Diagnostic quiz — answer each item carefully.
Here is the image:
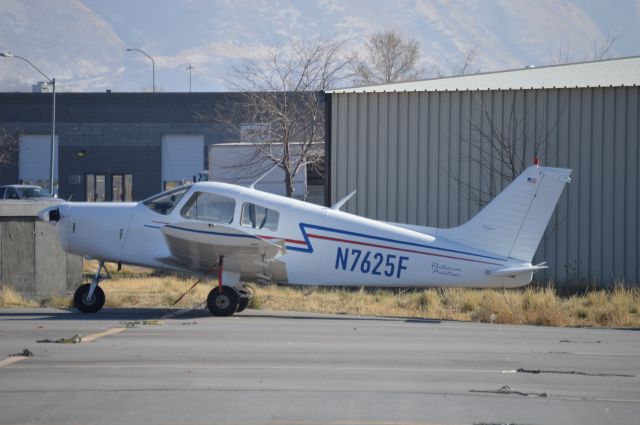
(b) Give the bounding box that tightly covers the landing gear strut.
[74,261,108,313]
[206,256,251,316]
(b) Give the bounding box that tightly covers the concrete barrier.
[0,201,82,296]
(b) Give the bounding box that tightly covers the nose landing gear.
[74,261,108,313]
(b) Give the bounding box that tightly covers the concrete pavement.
[0,308,638,424]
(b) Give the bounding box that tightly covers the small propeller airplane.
[39,163,571,316]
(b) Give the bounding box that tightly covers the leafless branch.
[0,123,20,168]
[451,45,480,76]
[351,30,426,85]
[447,94,565,208]
[591,31,622,61]
[207,37,347,198]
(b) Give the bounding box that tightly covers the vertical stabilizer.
[439,165,571,262]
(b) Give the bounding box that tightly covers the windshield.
[17,187,51,198]
[142,186,189,215]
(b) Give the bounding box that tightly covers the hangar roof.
[328,56,640,93]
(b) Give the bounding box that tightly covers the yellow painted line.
[0,356,29,368]
[82,327,126,342]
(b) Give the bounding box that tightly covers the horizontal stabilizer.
[490,263,548,277]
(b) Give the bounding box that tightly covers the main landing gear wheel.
[236,297,249,313]
[207,287,239,316]
[73,284,105,313]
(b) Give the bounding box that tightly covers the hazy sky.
[0,0,638,92]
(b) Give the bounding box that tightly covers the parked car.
[0,185,58,201]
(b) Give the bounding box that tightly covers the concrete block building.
[0,92,327,203]
[0,201,82,296]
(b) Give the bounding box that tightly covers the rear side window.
[181,192,236,224]
[240,202,279,231]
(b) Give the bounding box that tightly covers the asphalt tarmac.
[0,307,638,425]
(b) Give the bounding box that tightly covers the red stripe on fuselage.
[307,233,502,266]
[257,235,307,245]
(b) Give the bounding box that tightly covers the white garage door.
[161,135,204,190]
[19,135,58,190]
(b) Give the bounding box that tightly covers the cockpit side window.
[142,186,189,215]
[240,202,279,231]
[180,192,236,224]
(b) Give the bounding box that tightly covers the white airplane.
[39,164,571,316]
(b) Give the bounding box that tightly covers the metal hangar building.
[326,56,640,285]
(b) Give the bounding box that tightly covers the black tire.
[236,297,249,313]
[207,287,239,316]
[73,284,105,313]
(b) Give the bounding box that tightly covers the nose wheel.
[74,260,108,313]
[73,284,105,313]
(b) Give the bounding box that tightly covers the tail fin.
[440,165,571,262]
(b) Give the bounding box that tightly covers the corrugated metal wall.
[330,87,639,285]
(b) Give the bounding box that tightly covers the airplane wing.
[156,221,287,281]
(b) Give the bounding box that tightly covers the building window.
[125,174,133,201]
[112,174,133,202]
[86,174,106,202]
[112,175,123,202]
[180,192,235,224]
[240,202,279,231]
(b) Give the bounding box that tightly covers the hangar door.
[19,135,58,191]
[161,135,204,190]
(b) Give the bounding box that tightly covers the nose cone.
[38,205,61,223]
[38,203,71,252]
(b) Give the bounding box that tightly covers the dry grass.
[2,260,639,328]
[101,276,212,308]
[0,286,69,309]
[252,284,640,328]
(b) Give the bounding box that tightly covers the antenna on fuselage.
[249,161,282,190]
[331,190,356,210]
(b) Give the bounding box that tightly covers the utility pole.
[186,64,195,92]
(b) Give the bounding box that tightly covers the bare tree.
[548,31,622,64]
[451,96,564,208]
[215,38,348,198]
[451,45,480,76]
[0,123,20,170]
[351,30,424,85]
[591,31,622,61]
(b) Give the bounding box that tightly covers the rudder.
[439,165,571,262]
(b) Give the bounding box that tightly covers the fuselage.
[49,182,533,288]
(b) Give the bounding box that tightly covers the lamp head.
[0,52,14,57]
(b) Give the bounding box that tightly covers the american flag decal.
[527,177,537,184]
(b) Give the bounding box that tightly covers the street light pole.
[0,52,57,195]
[186,64,194,92]
[126,48,155,92]
[51,78,56,196]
